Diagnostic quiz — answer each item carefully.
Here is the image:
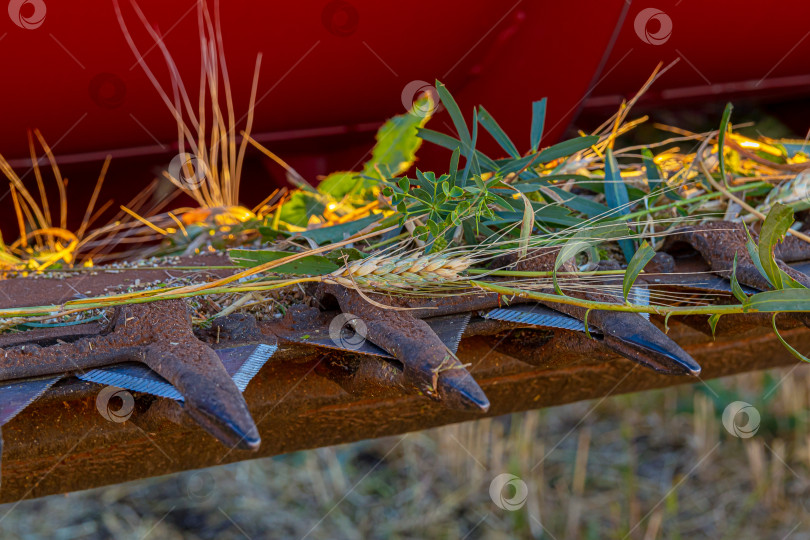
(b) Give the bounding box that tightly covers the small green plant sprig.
[382,152,517,249]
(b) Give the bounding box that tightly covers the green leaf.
[362,93,434,181]
[297,214,381,245]
[435,81,471,149]
[747,287,810,312]
[416,128,500,172]
[772,313,810,362]
[623,241,655,302]
[326,248,368,265]
[583,308,593,339]
[758,203,791,289]
[499,136,599,176]
[530,98,547,152]
[544,186,610,217]
[758,203,805,290]
[604,148,635,261]
[460,108,479,186]
[641,148,662,193]
[516,189,534,259]
[553,223,631,295]
[744,223,771,287]
[478,106,519,158]
[708,313,721,338]
[448,146,460,187]
[640,148,682,201]
[279,191,326,228]
[730,254,749,304]
[718,103,733,186]
[229,250,339,275]
[318,171,361,200]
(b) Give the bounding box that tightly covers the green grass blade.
[641,148,661,193]
[773,313,810,362]
[758,203,792,289]
[478,106,519,158]
[604,148,635,260]
[730,255,750,304]
[448,146,460,187]
[435,81,471,149]
[460,109,480,186]
[718,103,733,187]
[530,98,547,152]
[229,250,339,275]
[553,223,630,295]
[622,241,655,302]
[499,136,599,176]
[416,128,499,171]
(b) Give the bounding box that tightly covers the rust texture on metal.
[0,320,804,503]
[664,221,810,289]
[1,221,810,501]
[0,300,260,451]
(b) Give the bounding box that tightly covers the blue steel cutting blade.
[628,285,651,321]
[484,304,600,334]
[0,374,63,425]
[644,272,759,294]
[77,343,278,402]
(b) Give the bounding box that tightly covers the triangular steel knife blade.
[483,283,650,329]
[286,312,471,358]
[0,375,62,426]
[429,312,471,353]
[648,261,810,294]
[78,313,470,401]
[790,261,810,276]
[645,272,759,294]
[77,343,278,402]
[628,285,650,321]
[484,304,600,334]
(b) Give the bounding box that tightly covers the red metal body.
[0,1,808,204]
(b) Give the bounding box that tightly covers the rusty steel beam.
[0,321,805,503]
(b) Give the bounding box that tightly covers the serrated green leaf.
[478,106,519,158]
[362,94,434,182]
[623,241,655,302]
[530,98,547,152]
[317,171,360,200]
[229,250,339,275]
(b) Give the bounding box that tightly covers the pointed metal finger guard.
[0,300,260,450]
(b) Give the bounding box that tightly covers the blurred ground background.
[1,364,809,539]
